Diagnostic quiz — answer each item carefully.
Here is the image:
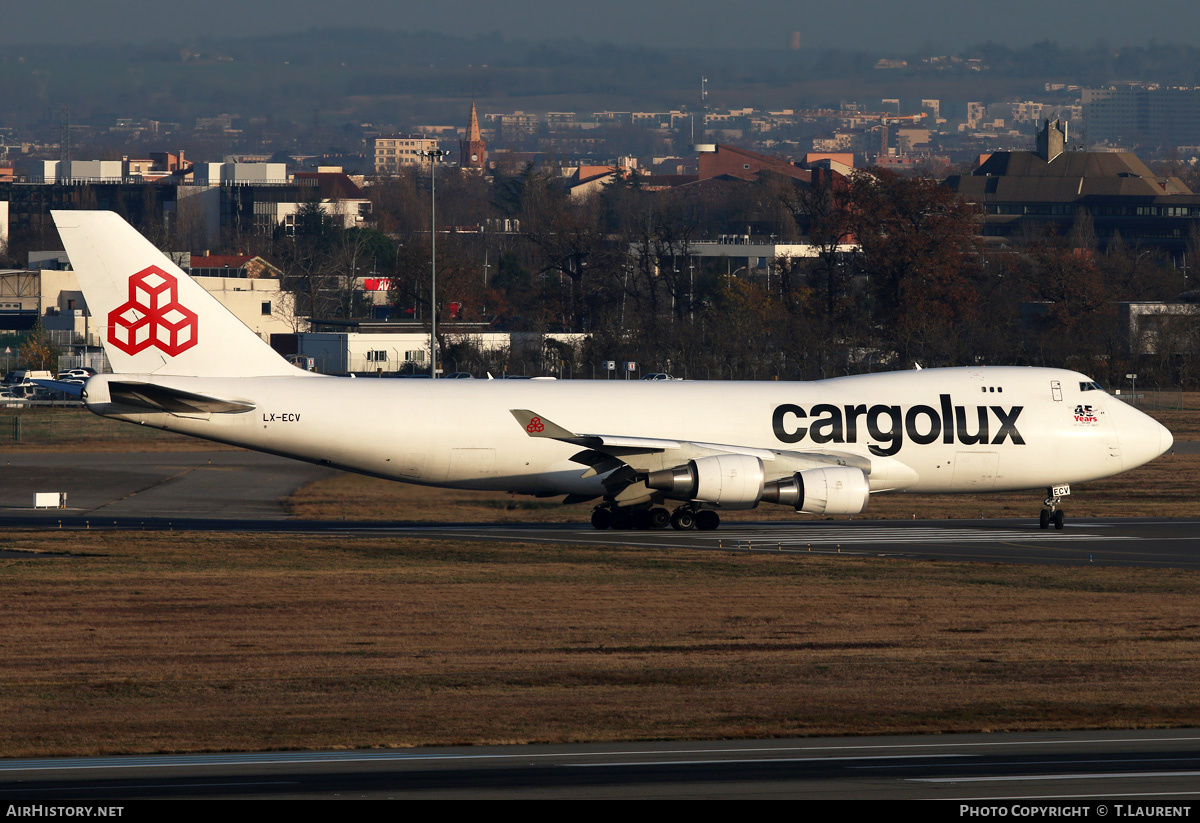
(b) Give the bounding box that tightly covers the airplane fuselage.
[81,366,1171,502]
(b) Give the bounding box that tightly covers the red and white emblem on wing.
[107,266,198,356]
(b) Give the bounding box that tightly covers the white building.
[191,162,287,185]
[372,135,440,175]
[298,330,589,375]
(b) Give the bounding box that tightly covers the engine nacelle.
[645,454,765,509]
[761,466,870,515]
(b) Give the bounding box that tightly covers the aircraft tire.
[591,508,612,530]
[649,507,670,529]
[1053,510,1064,530]
[1039,509,1050,530]
[695,510,720,531]
[671,509,696,530]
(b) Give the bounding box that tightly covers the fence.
[0,407,178,446]
[1126,388,1192,411]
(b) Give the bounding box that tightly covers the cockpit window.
[1079,381,1105,392]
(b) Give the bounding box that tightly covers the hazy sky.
[7,0,1200,52]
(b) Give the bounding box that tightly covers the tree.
[847,169,982,365]
[1015,239,1118,377]
[778,171,856,321]
[273,200,342,321]
[18,321,58,371]
[517,168,608,331]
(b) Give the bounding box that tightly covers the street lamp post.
[418,147,448,377]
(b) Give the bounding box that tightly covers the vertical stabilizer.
[52,210,301,377]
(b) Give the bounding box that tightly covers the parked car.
[4,369,52,386]
[443,372,475,379]
[641,372,676,381]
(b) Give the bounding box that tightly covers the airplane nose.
[1112,400,1173,469]
[1159,420,1174,457]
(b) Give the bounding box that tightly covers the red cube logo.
[107,266,199,357]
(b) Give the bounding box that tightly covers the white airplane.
[51,210,1173,532]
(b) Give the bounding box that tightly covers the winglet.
[510,409,579,440]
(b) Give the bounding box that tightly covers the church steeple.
[460,102,486,170]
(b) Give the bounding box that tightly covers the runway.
[3,729,1200,799]
[3,511,1199,568]
[2,451,1199,568]
[0,450,335,519]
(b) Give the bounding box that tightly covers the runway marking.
[567,754,966,767]
[918,770,1200,783]
[386,525,1139,547]
[869,755,1200,770]
[0,781,299,793]
[4,734,1198,772]
[697,528,1137,545]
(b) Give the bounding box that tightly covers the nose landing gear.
[1039,487,1066,530]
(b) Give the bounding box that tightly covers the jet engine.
[760,466,870,514]
[645,454,765,509]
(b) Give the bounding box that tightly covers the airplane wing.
[510,408,873,505]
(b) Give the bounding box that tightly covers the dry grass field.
[1,531,1199,758]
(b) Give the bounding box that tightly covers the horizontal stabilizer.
[107,381,256,414]
[31,379,85,397]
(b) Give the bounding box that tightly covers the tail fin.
[52,210,300,377]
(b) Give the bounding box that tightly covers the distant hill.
[5,30,1200,135]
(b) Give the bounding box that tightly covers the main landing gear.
[591,503,721,531]
[1039,488,1066,530]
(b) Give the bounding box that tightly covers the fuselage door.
[1051,380,1063,402]
[951,451,999,489]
